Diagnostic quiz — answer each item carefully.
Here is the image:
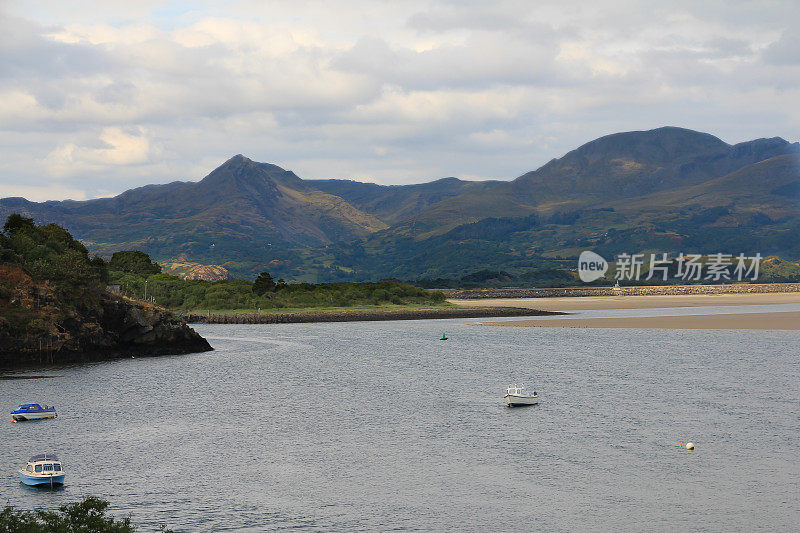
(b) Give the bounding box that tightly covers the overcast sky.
[1,0,798,201]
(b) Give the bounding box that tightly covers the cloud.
[763,31,800,65]
[0,184,90,202]
[44,127,153,177]
[0,0,796,200]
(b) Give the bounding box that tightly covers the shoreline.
[479,311,800,330]
[450,291,800,312]
[438,282,800,300]
[454,292,800,330]
[186,306,562,324]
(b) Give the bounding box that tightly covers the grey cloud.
[408,7,529,33]
[763,31,800,65]
[0,15,113,81]
[333,34,562,91]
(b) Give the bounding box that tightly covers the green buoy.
[441,333,448,340]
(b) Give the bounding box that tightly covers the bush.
[0,495,175,532]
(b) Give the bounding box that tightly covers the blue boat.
[11,403,57,421]
[19,454,66,487]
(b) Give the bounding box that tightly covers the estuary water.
[1,318,798,531]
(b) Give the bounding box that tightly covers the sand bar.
[451,292,800,312]
[481,311,800,330]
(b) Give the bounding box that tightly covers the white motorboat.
[504,383,538,406]
[19,454,65,487]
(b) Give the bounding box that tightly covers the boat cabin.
[506,384,536,396]
[24,454,63,474]
[16,404,46,412]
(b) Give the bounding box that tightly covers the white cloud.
[0,0,796,200]
[0,184,89,202]
[44,127,153,178]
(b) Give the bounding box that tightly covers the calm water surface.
[1,318,798,531]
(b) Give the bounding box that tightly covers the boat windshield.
[29,453,59,462]
[34,465,42,473]
[54,464,62,471]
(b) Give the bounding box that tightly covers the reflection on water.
[1,319,798,531]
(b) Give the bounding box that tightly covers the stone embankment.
[186,306,561,324]
[439,282,800,299]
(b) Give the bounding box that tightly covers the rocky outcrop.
[0,292,212,368]
[160,260,230,280]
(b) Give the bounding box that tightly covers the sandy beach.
[450,292,800,330]
[451,292,800,312]
[481,311,800,330]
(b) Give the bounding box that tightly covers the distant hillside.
[340,151,800,279]
[309,177,499,225]
[1,155,387,279]
[2,127,798,281]
[395,127,800,237]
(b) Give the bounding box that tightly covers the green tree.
[252,271,276,295]
[0,495,174,532]
[108,251,162,276]
[2,213,35,235]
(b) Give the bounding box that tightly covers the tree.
[0,495,170,532]
[2,213,35,235]
[108,251,162,276]
[252,271,276,295]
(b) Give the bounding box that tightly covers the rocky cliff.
[0,266,212,367]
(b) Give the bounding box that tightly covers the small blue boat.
[11,403,57,421]
[19,454,65,487]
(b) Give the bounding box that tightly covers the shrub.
[0,495,173,532]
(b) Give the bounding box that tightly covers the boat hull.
[12,411,56,421]
[505,394,538,407]
[19,472,65,486]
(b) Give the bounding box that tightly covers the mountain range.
[2,126,798,281]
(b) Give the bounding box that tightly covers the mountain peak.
[568,126,728,164]
[221,153,254,166]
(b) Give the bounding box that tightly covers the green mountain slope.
[0,155,387,276]
[1,128,797,281]
[309,177,499,225]
[336,146,800,279]
[398,127,799,237]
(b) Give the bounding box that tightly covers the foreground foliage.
[0,496,172,532]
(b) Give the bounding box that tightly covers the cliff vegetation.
[0,215,211,367]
